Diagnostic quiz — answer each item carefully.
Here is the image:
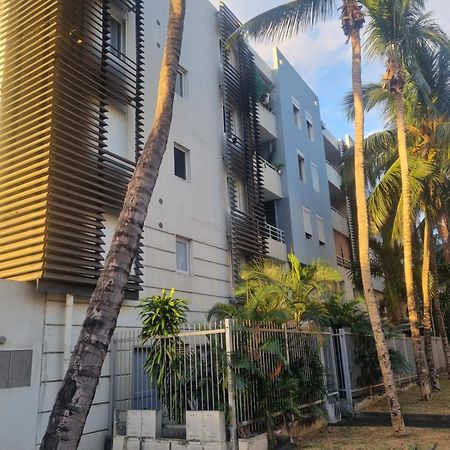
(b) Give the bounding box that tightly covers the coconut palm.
[229,0,406,432]
[361,0,449,400]
[40,1,187,448]
[351,40,450,389]
[208,253,341,323]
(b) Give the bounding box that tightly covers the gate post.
[338,329,353,413]
[225,319,238,450]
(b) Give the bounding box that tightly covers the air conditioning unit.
[261,92,270,106]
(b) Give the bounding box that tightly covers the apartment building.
[0,0,354,448]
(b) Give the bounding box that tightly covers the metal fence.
[111,322,446,440]
[111,320,339,439]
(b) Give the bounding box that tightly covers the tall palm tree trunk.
[350,26,405,434]
[40,1,186,448]
[431,244,450,378]
[394,92,431,400]
[422,217,440,390]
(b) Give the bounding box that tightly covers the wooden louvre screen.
[219,3,268,282]
[0,0,145,296]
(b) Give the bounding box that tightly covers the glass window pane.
[174,147,186,179]
[111,18,122,53]
[175,70,183,96]
[176,240,188,272]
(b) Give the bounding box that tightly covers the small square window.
[293,104,301,128]
[297,153,306,182]
[174,146,188,180]
[175,67,186,97]
[176,238,189,273]
[306,119,314,140]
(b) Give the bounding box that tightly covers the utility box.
[155,439,172,450]
[142,439,157,450]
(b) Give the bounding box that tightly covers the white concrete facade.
[0,1,356,448]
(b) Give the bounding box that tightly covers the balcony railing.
[336,255,352,269]
[266,223,285,244]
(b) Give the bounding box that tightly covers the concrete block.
[187,441,203,450]
[186,411,203,441]
[155,439,172,450]
[112,436,126,450]
[204,442,227,450]
[239,433,268,450]
[142,439,156,450]
[142,410,162,438]
[127,410,143,437]
[127,437,142,450]
[170,440,187,450]
[202,412,226,442]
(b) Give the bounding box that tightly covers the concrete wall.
[271,49,335,265]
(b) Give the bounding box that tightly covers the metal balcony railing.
[336,255,352,269]
[266,223,285,243]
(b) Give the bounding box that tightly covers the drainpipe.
[63,293,74,375]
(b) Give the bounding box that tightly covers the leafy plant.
[138,289,189,421]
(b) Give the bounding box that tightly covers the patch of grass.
[296,378,450,449]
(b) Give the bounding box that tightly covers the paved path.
[334,412,450,429]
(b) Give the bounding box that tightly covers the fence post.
[225,319,238,450]
[283,323,290,365]
[338,329,353,413]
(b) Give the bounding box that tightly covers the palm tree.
[40,1,187,448]
[355,38,450,390]
[229,0,406,433]
[208,253,341,323]
[363,0,449,400]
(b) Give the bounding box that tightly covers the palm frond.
[228,0,335,45]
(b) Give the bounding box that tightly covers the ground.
[295,378,450,450]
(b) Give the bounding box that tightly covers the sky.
[212,0,450,140]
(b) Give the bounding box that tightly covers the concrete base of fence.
[126,410,163,438]
[238,433,268,450]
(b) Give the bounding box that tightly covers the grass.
[295,378,450,450]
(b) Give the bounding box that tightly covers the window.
[306,119,314,140]
[316,215,326,245]
[297,152,306,182]
[175,67,186,97]
[111,16,125,56]
[293,104,301,128]
[311,162,320,193]
[302,206,312,239]
[176,238,189,272]
[174,145,189,180]
[235,178,247,213]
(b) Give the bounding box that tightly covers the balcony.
[266,223,287,262]
[331,207,349,236]
[259,104,277,141]
[336,255,352,270]
[326,161,342,189]
[261,157,283,201]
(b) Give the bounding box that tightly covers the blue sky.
[213,0,450,139]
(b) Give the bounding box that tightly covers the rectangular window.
[293,104,301,128]
[306,119,314,140]
[175,67,186,97]
[297,152,306,182]
[235,178,247,213]
[176,238,189,273]
[111,16,125,56]
[174,145,188,180]
[302,206,312,239]
[311,162,320,193]
[317,215,326,245]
